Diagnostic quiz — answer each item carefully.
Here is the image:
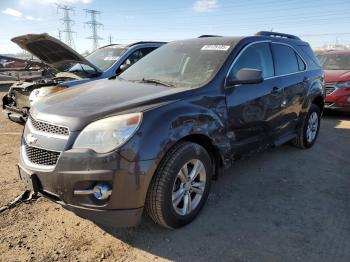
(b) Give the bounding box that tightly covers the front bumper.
[2,94,28,123]
[3,105,27,123]
[19,142,158,227]
[63,204,144,227]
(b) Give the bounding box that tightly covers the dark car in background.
[2,33,165,123]
[19,32,324,229]
[318,50,350,111]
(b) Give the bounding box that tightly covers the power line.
[84,9,103,51]
[56,4,76,49]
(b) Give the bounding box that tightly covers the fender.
[118,91,231,165]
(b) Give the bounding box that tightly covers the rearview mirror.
[226,68,263,86]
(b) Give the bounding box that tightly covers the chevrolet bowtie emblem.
[26,133,38,145]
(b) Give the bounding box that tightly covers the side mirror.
[226,68,263,86]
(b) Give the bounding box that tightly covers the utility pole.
[84,9,103,51]
[57,4,76,49]
[108,35,113,45]
[58,30,62,41]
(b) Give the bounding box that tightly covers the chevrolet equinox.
[19,32,324,228]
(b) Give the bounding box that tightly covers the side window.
[296,53,306,71]
[127,47,157,64]
[139,47,157,57]
[229,42,274,79]
[272,44,299,75]
[117,47,157,74]
[127,50,144,64]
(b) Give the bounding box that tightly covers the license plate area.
[18,165,39,193]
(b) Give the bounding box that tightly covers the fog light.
[93,183,112,200]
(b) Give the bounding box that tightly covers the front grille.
[29,115,69,136]
[24,143,60,166]
[325,85,336,95]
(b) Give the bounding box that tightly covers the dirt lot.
[1,84,350,262]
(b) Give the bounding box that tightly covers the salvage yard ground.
[0,84,350,262]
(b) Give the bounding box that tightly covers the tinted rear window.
[272,43,299,75]
[296,53,306,71]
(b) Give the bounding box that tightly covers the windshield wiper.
[140,78,174,87]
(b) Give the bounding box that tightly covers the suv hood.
[31,79,190,131]
[12,33,101,73]
[324,70,350,83]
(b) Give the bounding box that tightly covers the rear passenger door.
[271,43,308,134]
[225,42,284,154]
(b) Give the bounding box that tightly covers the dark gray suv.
[18,32,324,228]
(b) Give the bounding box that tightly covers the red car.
[318,50,350,111]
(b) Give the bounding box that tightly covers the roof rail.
[198,35,222,38]
[255,31,301,40]
[128,41,167,47]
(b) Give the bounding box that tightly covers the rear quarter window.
[299,45,321,69]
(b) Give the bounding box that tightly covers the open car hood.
[11,33,101,73]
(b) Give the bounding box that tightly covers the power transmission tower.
[85,9,103,51]
[57,4,76,49]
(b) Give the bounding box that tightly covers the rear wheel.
[146,142,212,229]
[291,104,321,149]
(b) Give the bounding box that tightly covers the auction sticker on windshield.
[201,45,230,51]
[104,56,120,61]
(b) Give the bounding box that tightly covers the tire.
[146,141,212,229]
[291,104,321,149]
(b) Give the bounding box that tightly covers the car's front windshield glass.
[318,53,350,70]
[69,45,128,73]
[120,39,236,88]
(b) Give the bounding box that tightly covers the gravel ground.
[1,85,350,262]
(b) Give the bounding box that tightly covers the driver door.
[225,42,284,155]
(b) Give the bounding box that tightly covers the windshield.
[69,46,127,73]
[318,53,350,70]
[120,40,236,88]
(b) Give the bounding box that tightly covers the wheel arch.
[312,95,324,113]
[175,133,224,179]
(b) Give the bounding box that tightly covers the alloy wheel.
[306,111,319,143]
[172,159,206,216]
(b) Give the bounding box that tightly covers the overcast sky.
[1,0,350,54]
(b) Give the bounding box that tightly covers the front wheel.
[291,104,321,149]
[146,142,212,229]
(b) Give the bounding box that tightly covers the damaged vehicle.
[318,50,350,111]
[19,32,324,229]
[2,33,165,123]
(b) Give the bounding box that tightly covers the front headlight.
[73,113,142,153]
[335,81,350,88]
